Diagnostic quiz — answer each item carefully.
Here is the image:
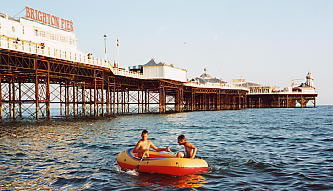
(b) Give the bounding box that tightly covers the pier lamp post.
[104,34,107,61]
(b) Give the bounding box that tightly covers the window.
[60,36,65,42]
[22,26,24,34]
[0,22,2,30]
[12,26,15,32]
[40,31,46,38]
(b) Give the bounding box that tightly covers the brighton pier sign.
[25,6,74,32]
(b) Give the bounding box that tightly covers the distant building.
[129,59,187,82]
[190,68,227,85]
[305,72,315,88]
[292,72,316,94]
[232,73,316,95]
[232,78,261,88]
[231,78,275,93]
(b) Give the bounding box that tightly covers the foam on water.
[113,163,139,176]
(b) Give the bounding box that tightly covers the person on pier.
[133,130,171,158]
[176,135,198,159]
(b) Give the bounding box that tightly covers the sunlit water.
[0,106,333,190]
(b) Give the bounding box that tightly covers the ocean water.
[0,106,332,190]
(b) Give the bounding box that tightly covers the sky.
[1,0,332,105]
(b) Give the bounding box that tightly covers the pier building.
[232,74,318,108]
[129,59,187,82]
[0,7,316,120]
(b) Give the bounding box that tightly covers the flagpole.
[116,38,119,66]
[104,34,107,60]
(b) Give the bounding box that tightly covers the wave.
[52,177,88,187]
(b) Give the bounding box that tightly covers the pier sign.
[25,6,74,32]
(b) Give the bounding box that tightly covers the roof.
[191,70,226,84]
[238,82,262,87]
[144,59,172,66]
[145,59,158,66]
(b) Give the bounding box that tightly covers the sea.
[0,106,332,190]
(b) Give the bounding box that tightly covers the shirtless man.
[133,130,171,158]
[176,135,197,159]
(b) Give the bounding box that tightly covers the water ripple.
[1,106,333,190]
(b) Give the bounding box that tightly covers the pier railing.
[0,35,144,79]
[185,81,248,91]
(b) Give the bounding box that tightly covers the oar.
[136,150,148,171]
[136,157,144,171]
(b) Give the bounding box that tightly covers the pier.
[0,40,316,121]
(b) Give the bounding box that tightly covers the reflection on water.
[1,106,333,190]
[132,173,207,189]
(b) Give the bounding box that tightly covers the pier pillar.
[204,94,208,110]
[137,88,140,113]
[89,88,93,116]
[73,82,76,117]
[127,89,130,113]
[112,80,116,114]
[18,83,22,118]
[144,90,148,113]
[46,62,50,119]
[147,90,150,113]
[257,97,260,108]
[8,81,12,119]
[106,78,110,116]
[102,73,105,116]
[82,83,86,116]
[159,86,166,113]
[76,86,79,116]
[0,77,2,119]
[116,88,119,114]
[11,78,16,119]
[238,95,241,109]
[191,92,195,111]
[216,93,221,110]
[314,98,316,108]
[65,83,70,117]
[34,59,40,120]
[60,84,63,116]
[175,88,184,112]
[141,89,144,113]
[94,71,97,116]
[232,95,236,109]
[122,87,125,114]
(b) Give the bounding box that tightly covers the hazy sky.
[1,0,332,105]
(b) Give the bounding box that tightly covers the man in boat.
[176,135,198,159]
[133,130,171,158]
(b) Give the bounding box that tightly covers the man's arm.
[150,141,170,152]
[185,142,197,159]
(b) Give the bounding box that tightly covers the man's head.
[141,130,149,139]
[177,134,186,145]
